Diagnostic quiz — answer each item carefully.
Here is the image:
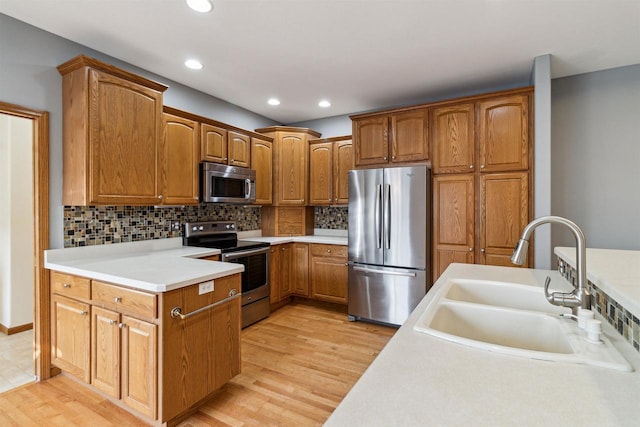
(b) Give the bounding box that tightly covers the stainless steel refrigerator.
[348,165,430,326]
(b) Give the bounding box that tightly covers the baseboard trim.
[0,322,34,335]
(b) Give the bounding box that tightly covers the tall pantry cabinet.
[431,90,533,281]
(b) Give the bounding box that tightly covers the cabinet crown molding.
[57,55,169,93]
[255,126,322,138]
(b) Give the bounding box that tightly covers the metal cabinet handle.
[114,297,122,303]
[118,323,125,329]
[63,283,71,288]
[480,165,485,169]
[480,248,486,253]
[170,291,240,320]
[109,320,116,325]
[158,195,163,200]
[469,165,474,169]
[79,310,88,316]
[468,248,473,252]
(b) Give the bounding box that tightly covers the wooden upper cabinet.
[478,94,529,173]
[251,137,273,205]
[228,131,250,167]
[431,103,475,174]
[480,172,529,267]
[162,111,200,205]
[353,109,428,167]
[309,142,334,205]
[309,136,353,206]
[389,108,429,163]
[353,116,389,166]
[255,127,321,206]
[201,123,227,163]
[432,174,475,281]
[333,139,353,205]
[58,55,167,206]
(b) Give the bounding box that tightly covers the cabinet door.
[228,131,250,168]
[279,244,293,299]
[333,140,352,205]
[89,69,162,205]
[91,306,120,398]
[269,246,280,304]
[201,123,228,163]
[353,116,389,166]
[51,294,91,382]
[309,142,333,205]
[121,315,157,419]
[431,103,475,174]
[212,297,241,390]
[310,255,348,304]
[480,172,529,267]
[251,138,273,205]
[478,95,529,173]
[432,174,475,281]
[390,109,429,163]
[292,243,310,297]
[276,133,308,205]
[162,113,200,205]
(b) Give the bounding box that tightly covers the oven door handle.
[222,246,270,261]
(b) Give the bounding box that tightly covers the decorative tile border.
[63,205,260,248]
[558,258,640,352]
[314,206,348,230]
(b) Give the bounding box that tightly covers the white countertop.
[241,235,348,246]
[555,247,640,318]
[45,238,243,293]
[325,263,640,427]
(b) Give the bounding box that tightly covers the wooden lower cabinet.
[292,243,309,297]
[309,244,348,304]
[432,174,475,280]
[51,270,241,424]
[51,294,91,382]
[278,243,293,300]
[480,172,530,267]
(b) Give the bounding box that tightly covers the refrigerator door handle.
[353,266,417,277]
[375,184,382,249]
[385,184,391,249]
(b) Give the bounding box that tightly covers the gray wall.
[0,14,277,249]
[530,55,553,268]
[551,64,640,250]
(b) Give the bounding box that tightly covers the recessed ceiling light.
[186,0,213,13]
[318,100,331,108]
[268,98,280,106]
[184,59,203,70]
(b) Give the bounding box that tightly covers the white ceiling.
[1,0,639,123]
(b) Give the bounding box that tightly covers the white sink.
[414,279,633,371]
[444,279,571,314]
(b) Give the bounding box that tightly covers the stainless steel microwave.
[200,162,256,204]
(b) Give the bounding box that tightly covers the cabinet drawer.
[92,281,157,319]
[51,271,91,299]
[310,244,347,258]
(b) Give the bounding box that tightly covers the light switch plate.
[199,280,214,295]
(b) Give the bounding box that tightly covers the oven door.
[222,247,269,304]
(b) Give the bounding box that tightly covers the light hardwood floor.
[0,300,395,426]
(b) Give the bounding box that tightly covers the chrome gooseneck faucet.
[511,216,591,315]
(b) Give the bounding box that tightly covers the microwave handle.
[245,179,251,199]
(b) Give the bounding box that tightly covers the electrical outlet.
[172,222,181,231]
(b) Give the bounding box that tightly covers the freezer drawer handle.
[170,290,240,320]
[353,266,417,277]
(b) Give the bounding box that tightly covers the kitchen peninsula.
[326,263,640,426]
[44,238,244,425]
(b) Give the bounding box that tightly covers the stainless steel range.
[183,221,270,328]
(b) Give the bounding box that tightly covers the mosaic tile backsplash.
[64,205,349,247]
[558,258,640,353]
[64,204,261,247]
[314,206,348,230]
